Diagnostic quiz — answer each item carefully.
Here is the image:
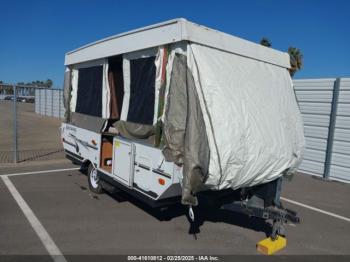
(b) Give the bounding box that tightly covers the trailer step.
[256,235,287,255]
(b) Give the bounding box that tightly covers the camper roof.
[65,18,290,68]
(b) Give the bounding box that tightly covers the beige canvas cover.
[63,38,304,207]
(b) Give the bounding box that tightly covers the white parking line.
[281,197,350,223]
[1,175,67,262]
[1,165,349,260]
[1,167,80,177]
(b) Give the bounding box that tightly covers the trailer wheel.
[87,164,103,194]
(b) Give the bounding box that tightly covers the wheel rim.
[90,168,99,188]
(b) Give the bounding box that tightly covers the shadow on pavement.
[105,187,271,239]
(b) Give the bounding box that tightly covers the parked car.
[4,96,13,101]
[16,97,26,102]
[26,97,35,103]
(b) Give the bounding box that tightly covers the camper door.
[112,137,135,187]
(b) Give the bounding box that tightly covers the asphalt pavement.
[1,160,350,259]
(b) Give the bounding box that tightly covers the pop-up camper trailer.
[61,18,304,241]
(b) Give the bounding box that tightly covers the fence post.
[58,90,61,118]
[52,89,54,117]
[324,78,341,180]
[13,85,18,163]
[43,89,48,116]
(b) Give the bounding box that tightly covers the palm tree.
[288,47,303,77]
[260,37,272,47]
[45,79,53,88]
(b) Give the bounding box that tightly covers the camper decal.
[68,134,98,151]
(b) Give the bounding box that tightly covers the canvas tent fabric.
[120,47,159,124]
[75,65,103,117]
[63,67,72,122]
[64,59,114,132]
[154,46,167,125]
[162,43,304,205]
[162,54,188,165]
[63,19,304,207]
[185,43,304,194]
[162,52,210,206]
[69,59,111,119]
[108,56,124,119]
[64,47,165,133]
[113,121,155,144]
[70,112,106,133]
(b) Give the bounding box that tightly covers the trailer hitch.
[221,199,300,239]
[221,200,300,223]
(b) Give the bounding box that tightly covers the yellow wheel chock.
[256,235,287,255]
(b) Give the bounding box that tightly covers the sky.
[0,0,349,88]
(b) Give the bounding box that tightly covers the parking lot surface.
[0,101,63,163]
[1,160,350,259]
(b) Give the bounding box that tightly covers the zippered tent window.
[120,47,158,125]
[75,66,103,117]
[127,56,156,124]
[69,59,111,119]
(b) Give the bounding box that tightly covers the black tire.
[87,164,104,194]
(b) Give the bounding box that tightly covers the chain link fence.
[0,84,65,164]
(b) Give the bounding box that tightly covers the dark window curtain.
[127,56,156,125]
[75,66,103,117]
[108,56,124,119]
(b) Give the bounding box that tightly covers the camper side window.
[75,66,103,117]
[127,56,156,125]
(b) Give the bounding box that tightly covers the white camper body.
[61,19,303,237]
[62,123,183,203]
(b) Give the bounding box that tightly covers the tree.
[45,79,53,88]
[260,37,272,47]
[0,80,3,84]
[288,47,303,77]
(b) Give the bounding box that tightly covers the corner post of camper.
[13,84,18,163]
